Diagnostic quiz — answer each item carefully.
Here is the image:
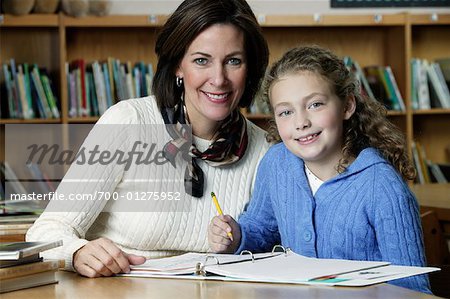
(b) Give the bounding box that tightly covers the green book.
[23,63,35,119]
[40,73,60,118]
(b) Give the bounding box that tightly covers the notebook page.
[206,251,389,281]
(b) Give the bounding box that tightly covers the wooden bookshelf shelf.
[387,111,407,116]
[410,13,450,25]
[413,109,450,115]
[258,13,406,27]
[246,114,272,120]
[62,15,169,27]
[67,117,100,123]
[1,12,449,167]
[0,119,61,124]
[0,14,59,27]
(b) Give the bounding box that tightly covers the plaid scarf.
[161,103,248,198]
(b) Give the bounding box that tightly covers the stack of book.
[0,214,39,241]
[0,240,63,293]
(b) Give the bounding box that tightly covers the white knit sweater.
[26,96,270,271]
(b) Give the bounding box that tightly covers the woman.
[27,0,269,278]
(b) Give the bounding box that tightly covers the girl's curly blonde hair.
[262,45,416,180]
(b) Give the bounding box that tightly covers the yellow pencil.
[211,192,233,240]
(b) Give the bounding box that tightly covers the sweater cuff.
[63,239,89,272]
[234,226,248,254]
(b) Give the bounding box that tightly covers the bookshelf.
[410,14,450,164]
[0,12,449,170]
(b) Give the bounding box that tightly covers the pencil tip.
[211,192,215,197]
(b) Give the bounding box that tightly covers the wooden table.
[0,271,441,299]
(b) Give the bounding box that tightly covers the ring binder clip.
[204,255,220,265]
[195,256,220,276]
[240,250,255,262]
[272,245,290,256]
[195,262,205,276]
[272,245,286,253]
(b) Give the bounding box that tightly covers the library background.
[0,0,449,296]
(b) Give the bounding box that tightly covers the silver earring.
[176,76,183,87]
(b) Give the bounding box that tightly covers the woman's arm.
[26,101,144,275]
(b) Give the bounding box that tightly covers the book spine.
[68,71,77,118]
[107,57,116,103]
[418,60,431,109]
[102,62,113,108]
[385,66,405,112]
[2,64,15,118]
[41,74,60,118]
[432,63,450,108]
[92,62,107,115]
[411,142,424,184]
[9,59,23,118]
[17,66,32,119]
[29,72,46,118]
[31,66,52,118]
[23,63,35,119]
[410,59,419,110]
[79,60,87,116]
[0,260,62,280]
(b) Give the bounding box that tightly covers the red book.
[70,59,87,116]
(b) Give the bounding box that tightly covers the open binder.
[121,246,439,287]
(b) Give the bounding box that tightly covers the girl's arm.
[236,151,281,253]
[373,169,431,294]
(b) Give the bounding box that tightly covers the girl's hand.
[73,237,146,277]
[208,215,241,253]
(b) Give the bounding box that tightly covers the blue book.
[9,59,22,118]
[102,62,113,108]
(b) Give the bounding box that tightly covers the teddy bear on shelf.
[61,0,111,17]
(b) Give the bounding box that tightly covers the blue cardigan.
[237,143,431,294]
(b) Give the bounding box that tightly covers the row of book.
[344,57,406,112]
[411,141,450,184]
[1,161,54,215]
[0,241,63,293]
[248,57,407,115]
[66,58,154,118]
[1,60,60,120]
[411,58,450,110]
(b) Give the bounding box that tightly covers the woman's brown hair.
[263,45,416,180]
[153,0,269,109]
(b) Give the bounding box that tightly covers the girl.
[208,46,431,293]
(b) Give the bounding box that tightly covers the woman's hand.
[208,215,241,253]
[73,237,146,277]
